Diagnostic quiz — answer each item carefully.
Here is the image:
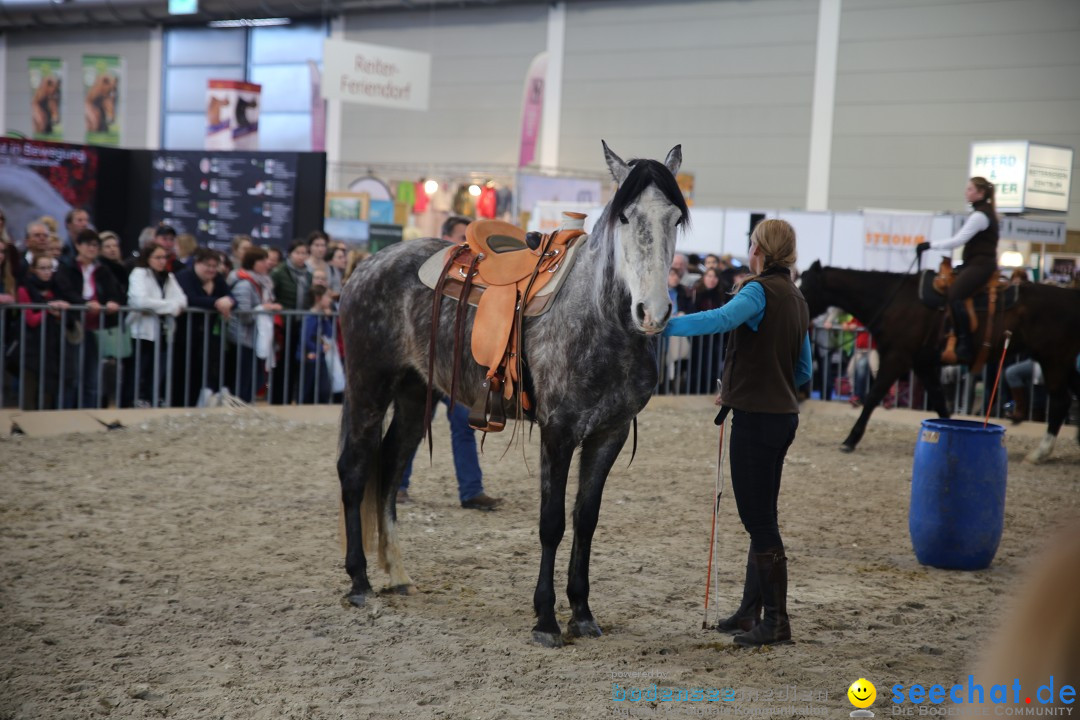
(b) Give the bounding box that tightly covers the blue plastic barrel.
[909,419,1007,570]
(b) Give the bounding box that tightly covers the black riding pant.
[729,409,799,553]
[947,259,996,334]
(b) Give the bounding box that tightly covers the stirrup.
[468,377,507,432]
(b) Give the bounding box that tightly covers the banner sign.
[151,150,298,250]
[969,141,1073,214]
[518,52,547,167]
[999,217,1066,245]
[1023,143,1073,213]
[0,139,98,247]
[29,58,64,141]
[322,38,430,111]
[206,80,261,151]
[862,211,933,272]
[83,55,122,146]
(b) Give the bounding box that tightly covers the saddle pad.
[918,270,946,309]
[417,236,585,317]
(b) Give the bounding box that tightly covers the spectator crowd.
[1,207,1076,422]
[0,207,368,410]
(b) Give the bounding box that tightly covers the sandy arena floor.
[1,399,1078,720]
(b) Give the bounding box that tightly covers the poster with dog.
[29,58,64,141]
[205,80,261,151]
[83,55,121,146]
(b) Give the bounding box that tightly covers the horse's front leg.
[532,428,576,648]
[842,361,906,451]
[567,423,630,639]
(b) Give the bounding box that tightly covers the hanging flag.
[518,52,547,168]
[83,55,122,146]
[29,58,64,141]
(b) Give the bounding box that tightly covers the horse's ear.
[602,140,630,184]
[664,144,682,176]
[810,260,822,270]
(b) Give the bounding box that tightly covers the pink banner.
[518,52,547,168]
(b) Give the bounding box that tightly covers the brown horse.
[799,261,1080,462]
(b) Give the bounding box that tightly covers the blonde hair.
[345,249,370,280]
[176,233,198,259]
[736,219,797,289]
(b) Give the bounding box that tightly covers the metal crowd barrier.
[0,304,1060,424]
[0,304,342,411]
[652,322,1055,425]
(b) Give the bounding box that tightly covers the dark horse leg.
[338,372,425,605]
[1026,366,1080,463]
[338,390,388,607]
[532,426,576,648]
[841,352,908,452]
[374,371,429,593]
[567,423,631,639]
[841,350,949,452]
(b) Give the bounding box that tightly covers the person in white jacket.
[127,241,187,407]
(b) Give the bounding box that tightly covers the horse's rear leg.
[375,373,428,593]
[338,390,391,607]
[533,427,576,648]
[566,423,630,639]
[1027,385,1069,464]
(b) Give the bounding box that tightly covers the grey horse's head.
[601,141,688,335]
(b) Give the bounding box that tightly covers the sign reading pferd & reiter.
[969,141,1073,214]
[322,38,431,111]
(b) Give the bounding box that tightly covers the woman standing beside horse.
[664,219,811,648]
[916,176,998,365]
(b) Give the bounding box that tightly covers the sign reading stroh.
[969,141,1073,214]
[862,210,933,273]
[323,38,430,111]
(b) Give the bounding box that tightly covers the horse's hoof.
[839,443,855,453]
[531,630,565,648]
[381,584,417,596]
[568,618,603,638]
[342,592,368,609]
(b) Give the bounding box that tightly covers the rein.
[813,255,920,351]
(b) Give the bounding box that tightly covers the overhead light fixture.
[423,179,439,195]
[208,17,291,27]
[999,250,1024,268]
[468,184,482,197]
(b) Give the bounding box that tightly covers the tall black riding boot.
[950,300,974,365]
[733,549,792,647]
[715,548,761,634]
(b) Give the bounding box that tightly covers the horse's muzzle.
[636,301,672,334]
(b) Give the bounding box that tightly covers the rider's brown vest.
[961,202,999,265]
[720,269,809,414]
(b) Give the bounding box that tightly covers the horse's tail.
[361,471,383,570]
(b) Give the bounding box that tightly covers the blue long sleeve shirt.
[664,281,813,388]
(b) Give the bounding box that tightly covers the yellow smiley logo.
[848,678,877,708]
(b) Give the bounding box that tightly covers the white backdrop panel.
[829,212,865,269]
[778,211,832,272]
[678,208,724,256]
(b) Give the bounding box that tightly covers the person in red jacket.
[17,254,73,409]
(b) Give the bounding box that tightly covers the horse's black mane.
[609,158,690,227]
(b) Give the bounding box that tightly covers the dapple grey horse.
[336,142,689,647]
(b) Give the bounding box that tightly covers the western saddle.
[418,212,589,434]
[918,258,1019,373]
